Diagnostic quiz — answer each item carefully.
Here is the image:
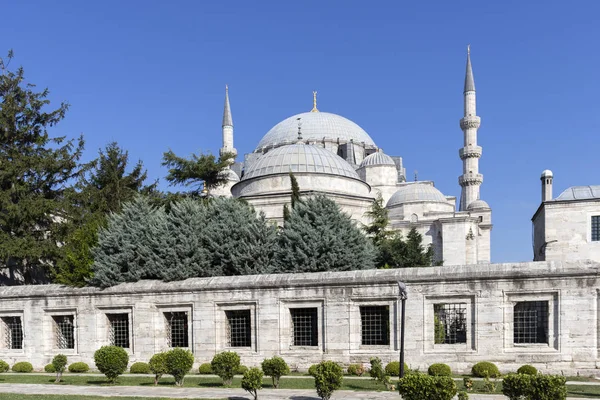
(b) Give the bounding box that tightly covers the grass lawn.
[0,396,224,400]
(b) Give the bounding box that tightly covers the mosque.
[212,47,491,266]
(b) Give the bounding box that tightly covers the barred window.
[165,312,188,348]
[360,306,389,346]
[434,303,467,344]
[592,216,600,241]
[107,314,130,348]
[514,301,548,344]
[226,310,251,347]
[53,315,75,349]
[290,308,318,346]
[2,317,23,349]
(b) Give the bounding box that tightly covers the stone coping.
[0,260,598,299]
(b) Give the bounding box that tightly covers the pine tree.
[377,227,433,268]
[363,193,390,246]
[0,50,84,283]
[273,195,376,273]
[162,150,235,194]
[289,172,301,208]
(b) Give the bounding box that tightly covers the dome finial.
[311,91,319,112]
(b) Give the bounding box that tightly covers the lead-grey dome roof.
[555,185,600,201]
[360,151,396,168]
[387,183,447,207]
[256,112,376,151]
[242,144,360,180]
[467,199,490,210]
[220,168,239,182]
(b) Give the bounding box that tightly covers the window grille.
[514,301,548,344]
[290,308,318,346]
[107,314,130,348]
[592,216,600,242]
[360,306,389,345]
[2,317,23,349]
[165,312,188,347]
[434,303,467,344]
[226,310,251,347]
[53,315,75,349]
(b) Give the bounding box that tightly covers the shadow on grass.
[138,381,176,387]
[198,382,228,388]
[289,396,320,400]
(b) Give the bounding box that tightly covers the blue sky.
[1,0,598,263]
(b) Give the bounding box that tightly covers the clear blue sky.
[2,0,599,263]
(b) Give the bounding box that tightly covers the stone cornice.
[459,146,482,160]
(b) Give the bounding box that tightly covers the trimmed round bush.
[68,362,90,373]
[12,362,33,373]
[517,364,538,375]
[94,345,129,382]
[428,363,452,377]
[0,360,9,373]
[130,362,150,374]
[398,374,457,400]
[261,356,290,389]
[166,348,195,386]
[198,363,213,374]
[242,367,263,400]
[384,361,410,377]
[211,351,241,386]
[149,352,168,386]
[471,361,500,378]
[347,364,365,376]
[237,365,249,375]
[308,364,318,376]
[45,363,56,373]
[313,361,343,400]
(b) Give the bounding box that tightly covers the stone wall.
[0,260,599,375]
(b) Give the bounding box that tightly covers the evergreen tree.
[90,196,166,287]
[273,195,376,273]
[162,150,235,194]
[363,193,390,246]
[289,172,301,208]
[378,227,434,268]
[0,50,84,283]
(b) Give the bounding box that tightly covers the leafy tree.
[0,50,84,283]
[211,351,241,386]
[241,367,263,400]
[261,356,290,388]
[51,354,67,383]
[273,195,376,273]
[149,352,168,386]
[312,361,343,400]
[162,150,235,194]
[363,193,390,246]
[378,227,434,268]
[165,348,194,387]
[94,345,129,383]
[90,196,167,287]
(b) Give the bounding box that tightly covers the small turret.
[220,85,237,157]
[541,170,553,202]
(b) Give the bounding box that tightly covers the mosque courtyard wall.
[0,260,598,376]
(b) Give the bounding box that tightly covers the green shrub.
[308,364,318,376]
[384,360,410,377]
[45,363,56,373]
[0,360,8,373]
[471,361,500,378]
[347,363,365,376]
[370,358,391,389]
[166,348,194,387]
[12,362,33,373]
[261,356,290,388]
[52,354,68,382]
[397,374,457,400]
[502,373,532,400]
[149,352,168,386]
[241,367,263,400]
[94,345,129,383]
[130,362,150,374]
[198,362,213,374]
[482,374,497,393]
[463,377,473,391]
[458,390,469,400]
[312,361,343,400]
[529,374,566,400]
[428,363,451,377]
[211,351,241,386]
[68,362,90,373]
[517,364,538,375]
[237,365,248,375]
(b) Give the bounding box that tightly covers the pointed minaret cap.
[311,91,319,112]
[464,45,476,93]
[222,85,233,127]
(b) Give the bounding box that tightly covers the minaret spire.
[311,91,319,112]
[220,85,237,157]
[458,46,483,211]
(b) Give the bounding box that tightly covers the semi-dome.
[360,151,396,168]
[467,199,490,210]
[220,168,239,182]
[242,144,360,181]
[387,183,447,207]
[256,112,376,151]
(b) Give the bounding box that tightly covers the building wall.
[0,261,598,375]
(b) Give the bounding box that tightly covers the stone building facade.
[0,260,598,375]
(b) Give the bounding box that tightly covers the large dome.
[255,112,376,151]
[387,183,448,207]
[242,144,360,180]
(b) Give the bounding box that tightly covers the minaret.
[459,46,483,211]
[220,85,237,157]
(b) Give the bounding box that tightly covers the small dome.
[541,169,553,178]
[387,183,447,207]
[256,112,376,151]
[555,185,600,201]
[467,199,490,210]
[221,168,239,182]
[359,151,395,168]
[242,144,360,181]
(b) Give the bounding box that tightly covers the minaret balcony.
[460,116,481,130]
[459,173,483,186]
[459,146,482,160]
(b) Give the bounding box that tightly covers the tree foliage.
[162,150,235,193]
[377,228,434,268]
[273,195,376,273]
[0,50,84,283]
[363,193,390,246]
